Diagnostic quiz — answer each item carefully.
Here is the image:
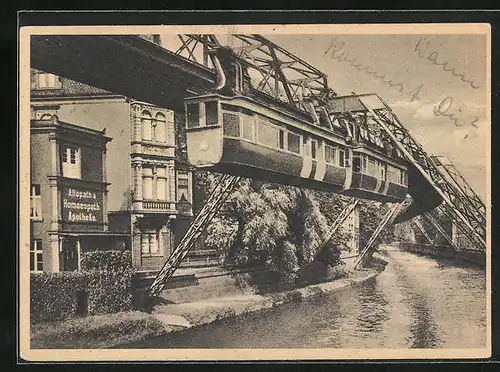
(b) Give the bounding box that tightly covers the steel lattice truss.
[422,210,461,252]
[168,34,332,111]
[430,155,486,230]
[320,96,405,156]
[353,197,413,269]
[149,174,242,297]
[318,92,485,251]
[412,216,434,245]
[313,197,360,260]
[352,94,486,251]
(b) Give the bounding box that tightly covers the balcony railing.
[135,200,192,214]
[142,200,176,211]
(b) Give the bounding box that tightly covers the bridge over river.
[122,246,486,349]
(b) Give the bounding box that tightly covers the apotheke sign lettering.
[62,187,103,223]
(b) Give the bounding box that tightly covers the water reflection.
[405,291,441,348]
[354,278,390,336]
[389,257,441,348]
[123,247,486,349]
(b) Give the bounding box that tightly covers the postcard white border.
[19,23,491,361]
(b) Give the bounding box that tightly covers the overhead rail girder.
[30,35,217,110]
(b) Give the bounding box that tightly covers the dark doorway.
[75,290,88,316]
[62,238,79,271]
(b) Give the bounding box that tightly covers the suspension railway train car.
[185,94,409,204]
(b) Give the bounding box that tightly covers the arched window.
[155,112,166,142]
[141,110,152,141]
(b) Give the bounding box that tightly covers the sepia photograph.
[18,23,490,361]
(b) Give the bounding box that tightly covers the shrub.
[325,264,349,281]
[30,311,167,349]
[30,272,88,324]
[82,250,133,315]
[31,269,133,324]
[81,250,132,272]
[86,270,133,315]
[296,261,327,286]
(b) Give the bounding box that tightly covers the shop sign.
[62,186,103,224]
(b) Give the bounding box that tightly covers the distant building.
[452,222,476,250]
[30,69,194,273]
[340,205,360,261]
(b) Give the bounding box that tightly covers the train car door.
[381,162,390,195]
[313,139,326,181]
[300,136,313,178]
[374,160,383,193]
[310,139,318,180]
[343,147,353,189]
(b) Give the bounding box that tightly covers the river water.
[128,247,487,349]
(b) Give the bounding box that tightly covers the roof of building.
[31,116,112,143]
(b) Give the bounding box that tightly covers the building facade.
[340,205,360,268]
[30,112,114,272]
[30,69,194,273]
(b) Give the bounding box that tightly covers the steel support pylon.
[423,211,461,252]
[353,197,412,270]
[148,174,241,298]
[314,197,360,260]
[357,95,485,251]
[412,216,434,245]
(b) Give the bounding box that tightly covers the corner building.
[30,113,113,272]
[30,69,194,273]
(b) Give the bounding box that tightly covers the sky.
[159,32,488,201]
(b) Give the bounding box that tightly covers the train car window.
[241,116,254,140]
[338,149,345,167]
[325,145,336,164]
[279,130,285,150]
[399,169,406,185]
[205,101,219,126]
[368,159,376,177]
[287,132,301,154]
[380,164,386,181]
[387,165,399,184]
[311,140,317,159]
[186,103,200,129]
[223,113,240,137]
[303,140,310,156]
[353,156,361,173]
[257,121,279,148]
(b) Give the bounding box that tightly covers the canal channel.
[125,247,487,349]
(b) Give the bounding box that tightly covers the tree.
[194,168,393,282]
[358,200,395,249]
